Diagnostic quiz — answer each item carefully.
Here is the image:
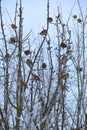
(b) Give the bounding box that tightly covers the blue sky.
[1,0,87,35]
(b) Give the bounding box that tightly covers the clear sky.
[1,0,87,35]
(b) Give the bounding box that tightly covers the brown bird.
[26,59,33,67]
[77,18,82,23]
[11,24,17,29]
[9,37,16,43]
[73,15,77,19]
[39,29,47,36]
[47,17,53,23]
[33,74,40,81]
[60,42,67,48]
[24,50,31,55]
[61,73,69,80]
[5,53,10,59]
[62,55,67,64]
[59,84,67,91]
[42,63,47,69]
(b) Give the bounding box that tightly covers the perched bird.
[39,29,47,36]
[11,24,17,29]
[62,55,67,64]
[59,84,67,91]
[60,42,67,48]
[47,17,53,23]
[9,37,16,43]
[5,53,10,59]
[61,73,69,80]
[42,63,47,69]
[33,74,40,81]
[73,15,77,19]
[26,59,33,67]
[24,50,31,55]
[77,18,82,23]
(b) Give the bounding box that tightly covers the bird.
[77,18,82,23]
[47,17,53,23]
[9,37,16,43]
[61,73,69,80]
[5,53,10,59]
[59,84,67,91]
[33,74,40,81]
[39,29,47,36]
[42,63,47,69]
[60,42,67,48]
[62,55,67,64]
[11,24,17,29]
[24,50,31,55]
[73,15,77,19]
[26,59,33,67]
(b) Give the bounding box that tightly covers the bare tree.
[0,0,87,130]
